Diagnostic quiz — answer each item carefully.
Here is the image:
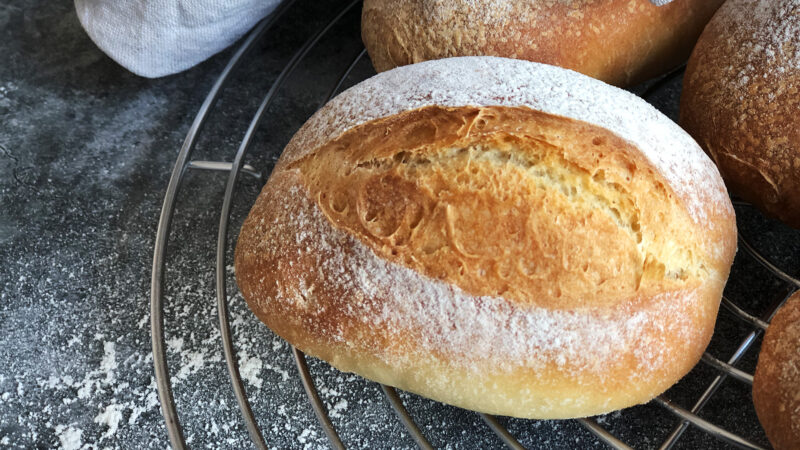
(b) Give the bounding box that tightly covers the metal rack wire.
[150,2,799,449]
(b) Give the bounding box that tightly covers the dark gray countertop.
[1,1,798,449]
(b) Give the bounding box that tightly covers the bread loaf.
[361,0,724,86]
[753,291,800,450]
[680,0,800,228]
[235,57,737,419]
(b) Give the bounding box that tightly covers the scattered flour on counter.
[328,399,348,419]
[74,341,117,400]
[34,337,162,443]
[128,388,158,426]
[167,336,221,383]
[136,313,149,329]
[229,304,290,383]
[174,351,213,382]
[237,350,264,389]
[55,425,83,450]
[166,337,183,353]
[263,361,290,382]
[313,379,349,419]
[297,428,317,445]
[94,403,124,441]
[99,342,117,383]
[42,375,71,390]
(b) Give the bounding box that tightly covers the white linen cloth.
[74,0,282,78]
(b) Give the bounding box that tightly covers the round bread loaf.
[680,0,800,228]
[235,57,737,419]
[361,0,724,87]
[753,291,800,450]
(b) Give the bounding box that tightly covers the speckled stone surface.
[1,1,798,449]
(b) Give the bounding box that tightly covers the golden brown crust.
[235,59,737,419]
[361,0,723,86]
[753,292,800,450]
[680,0,800,228]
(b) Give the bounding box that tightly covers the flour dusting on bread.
[282,57,729,226]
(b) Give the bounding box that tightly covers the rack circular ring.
[150,2,799,449]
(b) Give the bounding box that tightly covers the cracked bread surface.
[235,57,737,418]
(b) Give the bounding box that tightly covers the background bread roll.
[753,291,800,450]
[361,0,724,86]
[680,0,800,228]
[235,57,737,419]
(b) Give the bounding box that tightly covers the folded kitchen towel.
[74,0,282,78]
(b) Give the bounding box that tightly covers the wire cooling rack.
[150,2,800,448]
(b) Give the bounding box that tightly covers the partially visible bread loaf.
[361,0,724,86]
[753,292,800,450]
[680,0,800,228]
[235,57,737,419]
